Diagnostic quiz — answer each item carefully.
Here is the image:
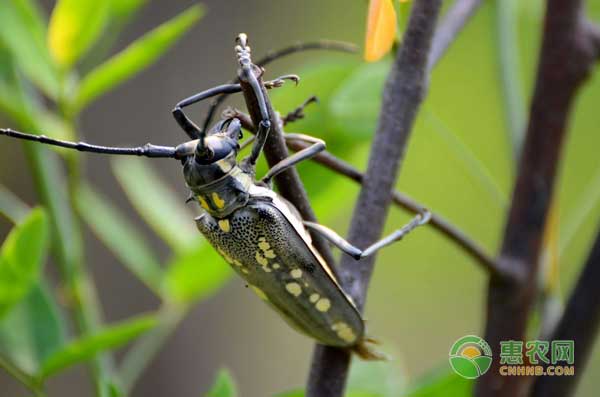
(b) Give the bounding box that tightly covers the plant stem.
[306,1,442,396]
[428,0,483,71]
[475,1,600,396]
[494,0,526,158]
[531,224,600,397]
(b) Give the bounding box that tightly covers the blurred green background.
[0,0,599,396]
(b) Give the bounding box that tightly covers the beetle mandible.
[0,33,430,360]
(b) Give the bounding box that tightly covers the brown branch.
[531,224,600,397]
[236,44,338,275]
[428,0,484,71]
[306,1,443,396]
[475,1,599,396]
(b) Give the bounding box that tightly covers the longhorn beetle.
[0,34,430,360]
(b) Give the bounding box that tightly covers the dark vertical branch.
[531,226,600,397]
[306,1,443,396]
[475,1,599,396]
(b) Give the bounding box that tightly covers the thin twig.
[494,0,527,157]
[531,224,600,397]
[475,1,600,396]
[307,2,443,396]
[428,0,484,71]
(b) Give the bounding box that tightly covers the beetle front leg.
[173,84,243,139]
[303,209,431,260]
[260,133,325,186]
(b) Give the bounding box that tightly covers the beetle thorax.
[183,155,253,218]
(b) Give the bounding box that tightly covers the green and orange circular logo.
[449,335,493,379]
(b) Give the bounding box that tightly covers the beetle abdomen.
[195,197,364,348]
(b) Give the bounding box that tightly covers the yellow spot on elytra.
[309,293,320,303]
[264,250,276,259]
[291,269,303,279]
[251,285,268,301]
[273,263,280,269]
[258,241,270,251]
[212,192,225,209]
[198,196,209,210]
[241,268,249,274]
[316,298,331,312]
[255,252,268,267]
[331,322,356,343]
[285,282,302,297]
[218,219,230,233]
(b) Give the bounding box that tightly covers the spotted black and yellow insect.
[0,34,429,360]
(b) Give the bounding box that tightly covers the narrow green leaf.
[111,157,198,252]
[109,0,148,20]
[0,0,59,97]
[47,0,110,68]
[0,283,66,374]
[38,314,157,379]
[77,184,164,295]
[205,368,237,397]
[164,245,231,304]
[76,4,204,110]
[0,186,30,224]
[329,60,390,138]
[0,208,48,319]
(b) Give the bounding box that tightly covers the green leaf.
[164,245,231,304]
[77,185,164,295]
[0,0,60,97]
[38,314,157,379]
[329,60,390,139]
[0,283,66,374]
[0,186,29,224]
[76,4,204,110]
[0,208,48,319]
[205,368,237,397]
[109,0,148,20]
[47,0,110,68]
[405,370,472,397]
[111,157,198,253]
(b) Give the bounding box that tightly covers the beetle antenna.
[0,128,181,159]
[202,40,357,131]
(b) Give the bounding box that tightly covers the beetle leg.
[173,83,243,139]
[260,134,325,186]
[264,74,300,88]
[303,209,431,260]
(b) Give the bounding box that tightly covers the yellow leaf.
[364,0,397,62]
[47,0,109,68]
